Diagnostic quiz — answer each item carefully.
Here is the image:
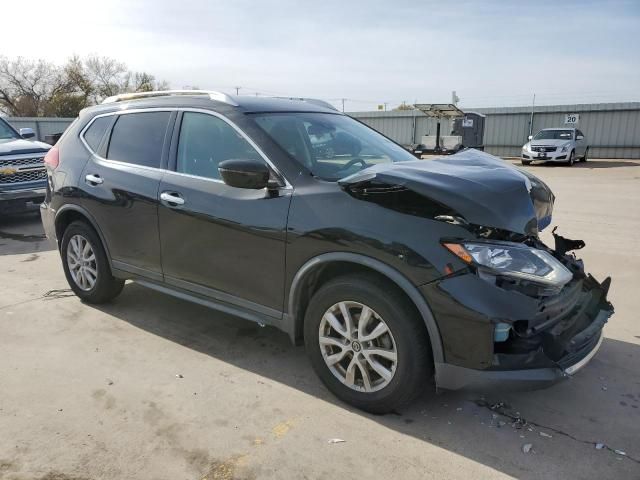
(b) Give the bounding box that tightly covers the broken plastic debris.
[602,386,608,391]
[539,432,552,438]
[595,443,605,450]
[522,443,533,454]
[176,374,184,378]
[328,439,346,444]
[614,449,626,456]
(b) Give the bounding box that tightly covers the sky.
[2,0,639,111]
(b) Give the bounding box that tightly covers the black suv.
[41,91,613,413]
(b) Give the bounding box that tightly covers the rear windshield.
[251,112,416,181]
[533,130,573,140]
[0,119,19,140]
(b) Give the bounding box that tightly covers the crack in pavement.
[0,289,75,311]
[474,399,640,464]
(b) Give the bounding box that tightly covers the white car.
[521,128,588,166]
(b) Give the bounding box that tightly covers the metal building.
[3,101,640,159]
[351,102,640,159]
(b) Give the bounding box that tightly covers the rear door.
[158,110,291,318]
[79,110,175,280]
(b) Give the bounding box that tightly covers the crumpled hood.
[339,149,554,236]
[0,138,51,155]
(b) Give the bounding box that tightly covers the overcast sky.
[4,0,639,110]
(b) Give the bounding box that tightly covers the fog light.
[494,323,511,342]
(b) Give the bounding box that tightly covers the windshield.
[251,112,416,181]
[533,129,573,141]
[0,118,20,140]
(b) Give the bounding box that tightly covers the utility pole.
[451,90,460,106]
[528,93,536,138]
[341,98,345,112]
[384,102,388,112]
[234,86,241,95]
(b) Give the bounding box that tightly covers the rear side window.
[176,112,263,180]
[107,112,171,168]
[83,116,111,152]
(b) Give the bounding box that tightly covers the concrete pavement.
[1,159,639,479]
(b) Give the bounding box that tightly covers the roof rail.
[101,90,238,106]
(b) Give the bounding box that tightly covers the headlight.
[561,144,570,152]
[443,241,573,288]
[523,143,530,151]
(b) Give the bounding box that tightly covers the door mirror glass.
[576,135,584,140]
[19,127,35,139]
[219,159,270,189]
[527,135,533,141]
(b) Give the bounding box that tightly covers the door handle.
[85,174,103,185]
[160,191,185,206]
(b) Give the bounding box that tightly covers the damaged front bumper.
[434,330,605,392]
[423,261,614,392]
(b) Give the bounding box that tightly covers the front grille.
[0,168,47,185]
[531,146,557,153]
[0,155,45,167]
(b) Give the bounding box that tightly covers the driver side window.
[177,112,263,180]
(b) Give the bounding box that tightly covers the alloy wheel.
[318,301,398,393]
[67,234,98,291]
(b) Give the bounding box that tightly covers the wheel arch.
[55,204,112,267]
[286,252,444,363]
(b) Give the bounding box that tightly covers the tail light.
[44,146,60,169]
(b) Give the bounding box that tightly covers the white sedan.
[521,128,588,166]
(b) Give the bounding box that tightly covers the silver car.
[521,128,588,166]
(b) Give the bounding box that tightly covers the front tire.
[61,221,124,304]
[304,274,433,414]
[566,151,575,166]
[521,160,531,166]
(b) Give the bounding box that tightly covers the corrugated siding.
[4,103,640,159]
[4,117,75,141]
[350,102,640,159]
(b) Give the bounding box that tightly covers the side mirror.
[576,135,584,140]
[218,159,270,190]
[20,127,35,139]
[527,135,533,141]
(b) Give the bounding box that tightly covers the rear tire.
[521,160,531,166]
[304,274,433,414]
[581,147,589,162]
[61,221,124,304]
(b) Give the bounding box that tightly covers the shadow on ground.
[522,160,640,169]
[0,212,53,256]
[91,283,640,479]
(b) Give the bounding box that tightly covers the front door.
[158,111,291,318]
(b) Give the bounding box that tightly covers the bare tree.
[393,102,414,111]
[0,56,66,116]
[0,55,171,117]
